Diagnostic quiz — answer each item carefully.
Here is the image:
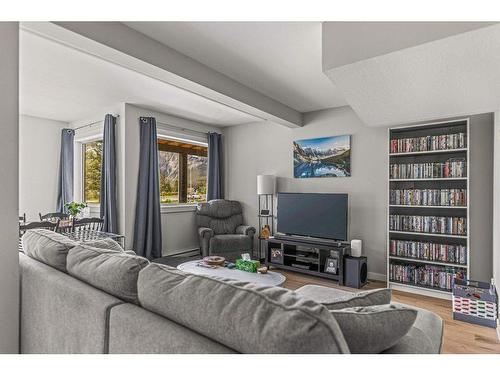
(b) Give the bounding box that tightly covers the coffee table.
[177,260,286,287]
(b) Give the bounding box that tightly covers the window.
[83,140,102,204]
[158,139,208,204]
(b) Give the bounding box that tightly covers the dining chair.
[73,217,104,232]
[39,212,70,222]
[19,221,57,251]
[55,218,74,234]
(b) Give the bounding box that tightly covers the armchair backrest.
[196,199,244,235]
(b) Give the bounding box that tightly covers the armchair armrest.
[235,225,256,236]
[198,227,214,239]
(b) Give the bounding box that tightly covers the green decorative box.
[235,259,261,273]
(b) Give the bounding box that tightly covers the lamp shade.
[257,175,276,195]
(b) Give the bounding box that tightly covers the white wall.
[0,21,19,353]
[224,106,388,278]
[122,104,221,255]
[19,115,68,221]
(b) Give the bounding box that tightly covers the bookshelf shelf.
[389,230,467,239]
[387,118,470,300]
[388,255,467,268]
[389,205,466,209]
[389,178,467,181]
[389,148,467,156]
[389,281,453,297]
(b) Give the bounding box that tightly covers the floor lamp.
[257,174,276,260]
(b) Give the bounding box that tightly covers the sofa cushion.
[67,244,149,304]
[329,304,418,353]
[21,229,78,272]
[298,287,392,310]
[19,252,123,354]
[382,302,443,354]
[108,303,236,354]
[137,263,350,353]
[84,238,124,252]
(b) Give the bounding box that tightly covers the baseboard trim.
[163,248,200,257]
[368,272,386,282]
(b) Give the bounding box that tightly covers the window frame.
[157,136,208,207]
[74,134,103,209]
[82,139,103,205]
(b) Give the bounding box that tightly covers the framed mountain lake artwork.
[293,135,351,178]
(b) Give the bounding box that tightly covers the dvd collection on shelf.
[389,214,467,235]
[389,188,467,206]
[389,239,467,265]
[390,132,466,154]
[389,262,466,291]
[389,158,467,179]
[389,122,469,297]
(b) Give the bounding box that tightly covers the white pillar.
[0,22,19,353]
[493,110,500,309]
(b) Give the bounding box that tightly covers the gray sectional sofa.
[19,229,443,354]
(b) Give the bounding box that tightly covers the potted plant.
[64,201,88,219]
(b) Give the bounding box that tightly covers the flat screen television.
[276,192,348,241]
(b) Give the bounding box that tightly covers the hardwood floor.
[276,269,500,354]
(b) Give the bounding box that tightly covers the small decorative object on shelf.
[453,278,497,328]
[324,257,338,275]
[260,209,270,215]
[235,258,261,273]
[270,248,284,264]
[203,256,226,267]
[260,225,271,240]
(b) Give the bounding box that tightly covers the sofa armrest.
[198,227,214,239]
[235,225,256,237]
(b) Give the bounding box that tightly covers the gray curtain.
[133,117,162,259]
[56,129,74,213]
[207,132,224,200]
[100,114,118,233]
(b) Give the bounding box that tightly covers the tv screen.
[277,192,348,241]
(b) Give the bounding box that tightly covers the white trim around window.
[74,134,103,204]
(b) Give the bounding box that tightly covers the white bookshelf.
[387,118,470,300]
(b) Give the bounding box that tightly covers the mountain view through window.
[158,138,207,204]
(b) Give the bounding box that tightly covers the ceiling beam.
[46,22,302,128]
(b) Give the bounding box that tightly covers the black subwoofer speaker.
[344,256,368,288]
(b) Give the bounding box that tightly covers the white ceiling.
[125,22,347,113]
[324,23,500,127]
[20,29,261,126]
[322,22,496,70]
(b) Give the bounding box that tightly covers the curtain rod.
[156,121,209,138]
[73,115,120,132]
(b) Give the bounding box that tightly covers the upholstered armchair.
[196,199,256,261]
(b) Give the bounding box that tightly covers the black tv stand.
[265,236,350,285]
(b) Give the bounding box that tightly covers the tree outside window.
[158,139,207,204]
[83,140,102,204]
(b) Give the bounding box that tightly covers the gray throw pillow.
[21,229,78,272]
[323,288,392,310]
[330,304,418,353]
[84,238,124,252]
[67,244,149,304]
